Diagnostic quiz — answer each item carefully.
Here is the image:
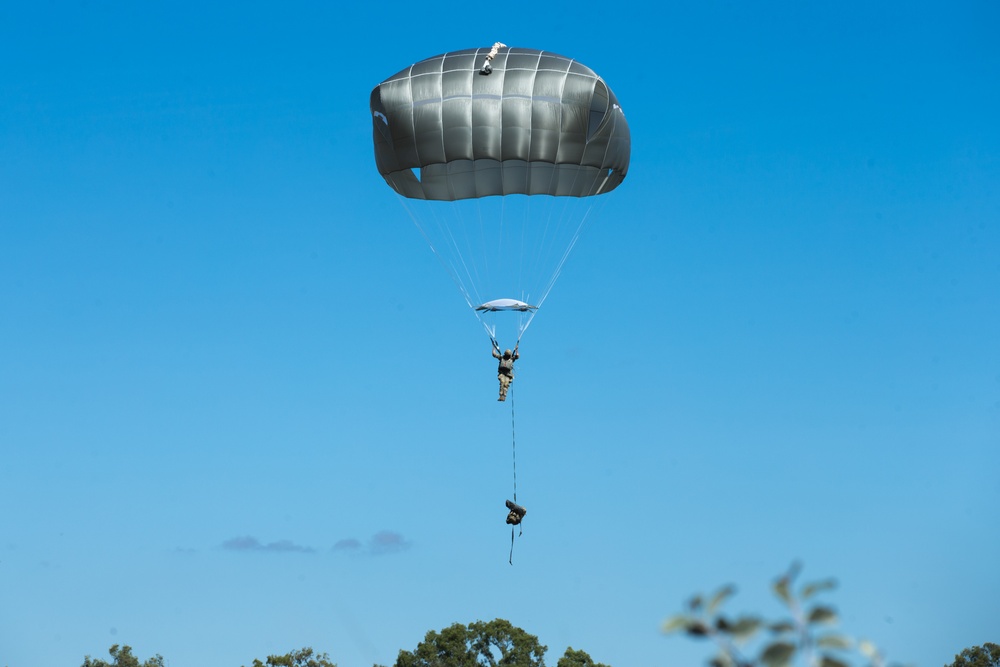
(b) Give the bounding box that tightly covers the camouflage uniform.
[480,41,507,75]
[492,347,519,401]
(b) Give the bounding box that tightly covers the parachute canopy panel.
[475,298,538,312]
[371,47,630,201]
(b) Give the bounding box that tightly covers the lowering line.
[493,334,525,564]
[511,383,517,505]
[508,384,523,565]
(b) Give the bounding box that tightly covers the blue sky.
[2,2,998,666]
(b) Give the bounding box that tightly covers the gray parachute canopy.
[371,47,630,201]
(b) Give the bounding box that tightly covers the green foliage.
[947,644,1000,667]
[81,644,165,667]
[244,647,337,667]
[662,564,903,667]
[394,618,547,667]
[78,623,604,667]
[556,647,611,667]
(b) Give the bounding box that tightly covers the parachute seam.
[498,50,507,198]
[595,111,616,194]
[527,51,540,194]
[406,64,421,183]
[534,51,561,198]
[438,54,446,187]
[556,59,572,194]
[476,46,489,286]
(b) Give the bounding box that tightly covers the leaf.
[772,562,802,605]
[807,605,838,625]
[760,641,796,667]
[688,594,704,612]
[801,578,837,600]
[710,652,735,667]
[772,577,792,605]
[685,621,711,638]
[818,655,850,667]
[858,640,880,659]
[769,621,796,634]
[661,615,689,634]
[730,616,763,641]
[816,634,853,650]
[707,585,737,614]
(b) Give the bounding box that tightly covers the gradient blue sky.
[2,2,998,666]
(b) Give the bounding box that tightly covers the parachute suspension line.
[509,193,550,342]
[397,196,479,312]
[497,193,505,283]
[491,192,526,309]
[536,203,590,308]
[439,198,491,308]
[472,195,490,307]
[399,181,608,347]
[484,320,497,344]
[447,203,486,306]
[515,195,529,307]
[535,196,602,311]
[474,192,540,346]
[533,158,602,310]
[515,307,539,341]
[476,312,497,346]
[469,193,500,344]
[508,194,598,343]
[528,153,576,307]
